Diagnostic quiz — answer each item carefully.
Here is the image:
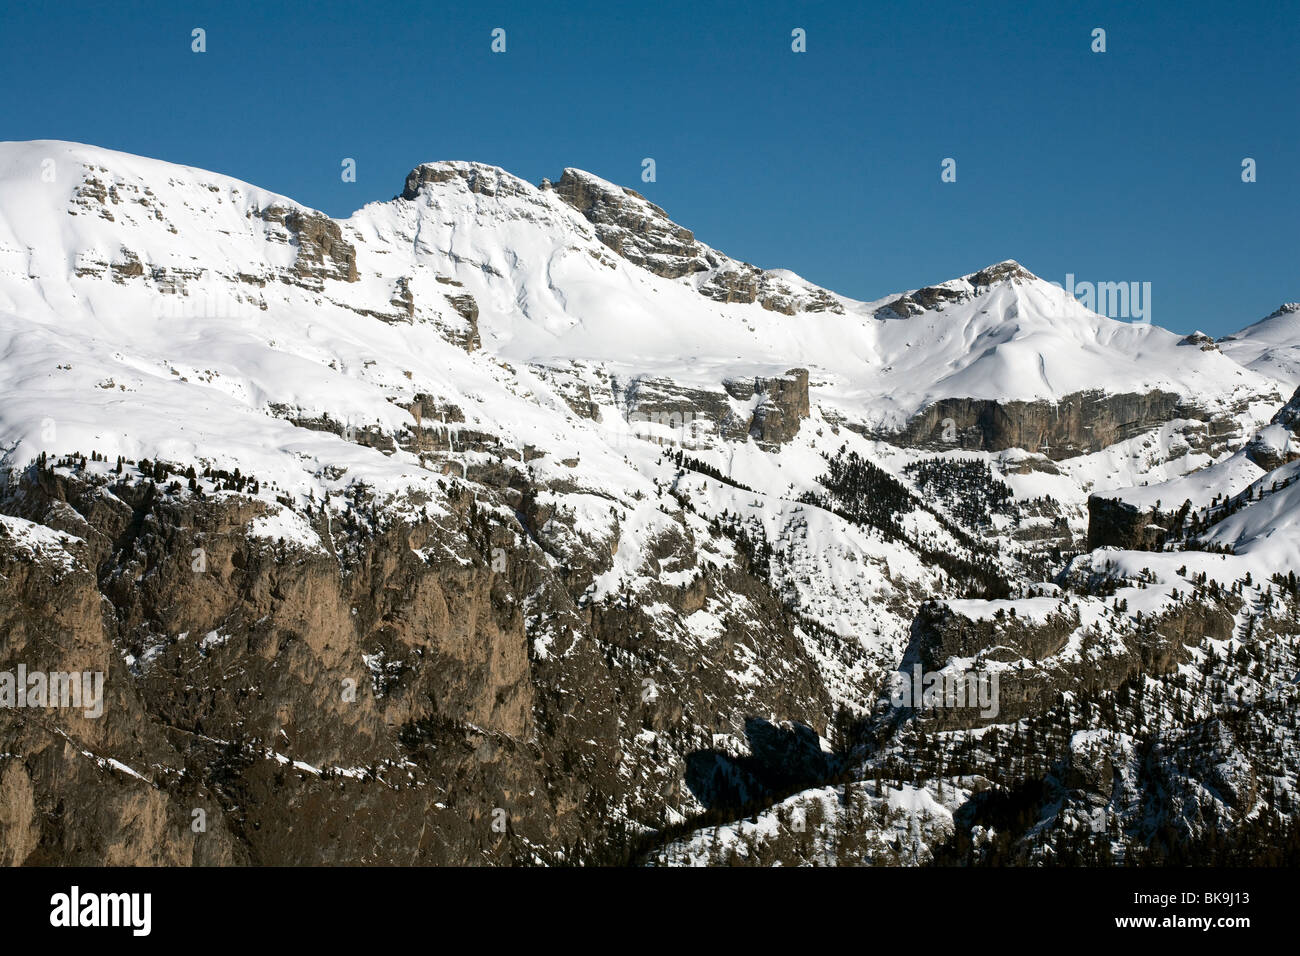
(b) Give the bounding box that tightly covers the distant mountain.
[1218,302,1300,388]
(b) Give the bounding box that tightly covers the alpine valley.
[1,141,1297,866]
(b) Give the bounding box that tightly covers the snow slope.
[1201,459,1300,562]
[1218,303,1300,389]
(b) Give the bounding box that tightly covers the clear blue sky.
[2,0,1296,336]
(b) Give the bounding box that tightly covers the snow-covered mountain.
[1,140,1296,867]
[1218,302,1300,388]
[0,141,1285,485]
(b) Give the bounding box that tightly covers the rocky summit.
[0,141,1297,866]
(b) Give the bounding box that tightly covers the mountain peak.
[542,166,842,315]
[966,259,1041,285]
[546,167,670,222]
[1216,300,1300,388]
[1219,301,1300,342]
[400,161,534,202]
[877,260,1044,319]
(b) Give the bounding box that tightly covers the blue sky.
[2,0,1296,336]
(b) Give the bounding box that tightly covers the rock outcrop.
[443,291,481,352]
[908,594,1232,730]
[401,161,535,202]
[548,169,842,315]
[725,369,811,447]
[894,389,1242,460]
[1086,495,1171,551]
[258,206,358,285]
[877,260,1037,319]
[1178,331,1219,351]
[1244,386,1298,470]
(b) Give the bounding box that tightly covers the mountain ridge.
[2,139,1298,867]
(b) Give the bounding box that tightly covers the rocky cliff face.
[893,389,1244,460]
[907,596,1235,731]
[724,369,811,446]
[1246,385,1300,470]
[0,462,836,865]
[1086,495,1171,551]
[258,206,359,286]
[548,169,842,315]
[573,368,812,451]
[548,169,701,279]
[1271,385,1300,431]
